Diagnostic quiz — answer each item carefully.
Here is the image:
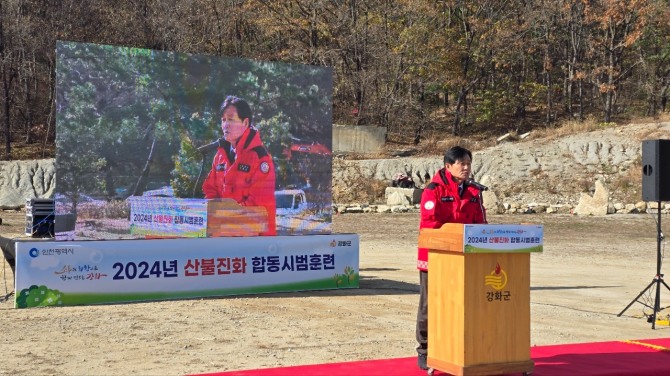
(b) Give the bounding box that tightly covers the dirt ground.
[2,210,670,376]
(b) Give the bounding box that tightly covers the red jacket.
[202,126,276,236]
[417,168,486,270]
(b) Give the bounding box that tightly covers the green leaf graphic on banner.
[342,266,359,287]
[16,285,64,308]
[333,273,343,287]
[333,266,360,287]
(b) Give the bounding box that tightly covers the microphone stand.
[192,157,208,198]
[192,139,221,197]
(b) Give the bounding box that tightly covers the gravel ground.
[2,210,670,375]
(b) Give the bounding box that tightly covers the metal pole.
[652,200,663,329]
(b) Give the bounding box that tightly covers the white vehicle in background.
[274,189,308,216]
[141,186,175,197]
[54,193,106,212]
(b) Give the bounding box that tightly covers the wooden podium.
[418,223,543,376]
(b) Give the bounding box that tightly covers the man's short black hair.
[220,96,253,123]
[444,146,472,164]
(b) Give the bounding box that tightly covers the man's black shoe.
[417,353,428,370]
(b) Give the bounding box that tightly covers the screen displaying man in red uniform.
[415,146,487,370]
[202,96,276,236]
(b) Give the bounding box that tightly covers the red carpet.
[193,338,670,376]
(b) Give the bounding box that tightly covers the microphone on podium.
[197,138,224,153]
[465,178,489,191]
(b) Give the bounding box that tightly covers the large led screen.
[55,41,333,240]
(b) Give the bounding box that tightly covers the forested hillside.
[1,0,669,160]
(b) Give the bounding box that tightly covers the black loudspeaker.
[25,198,55,237]
[25,213,54,237]
[642,139,670,202]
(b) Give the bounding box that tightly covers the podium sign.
[128,197,270,238]
[421,224,543,254]
[128,197,208,238]
[419,223,543,376]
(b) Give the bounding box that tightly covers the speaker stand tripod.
[618,200,670,329]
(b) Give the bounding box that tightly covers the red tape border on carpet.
[192,338,670,376]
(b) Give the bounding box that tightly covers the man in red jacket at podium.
[416,146,487,370]
[202,96,277,236]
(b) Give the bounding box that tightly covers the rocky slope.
[333,121,670,209]
[1,122,669,211]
